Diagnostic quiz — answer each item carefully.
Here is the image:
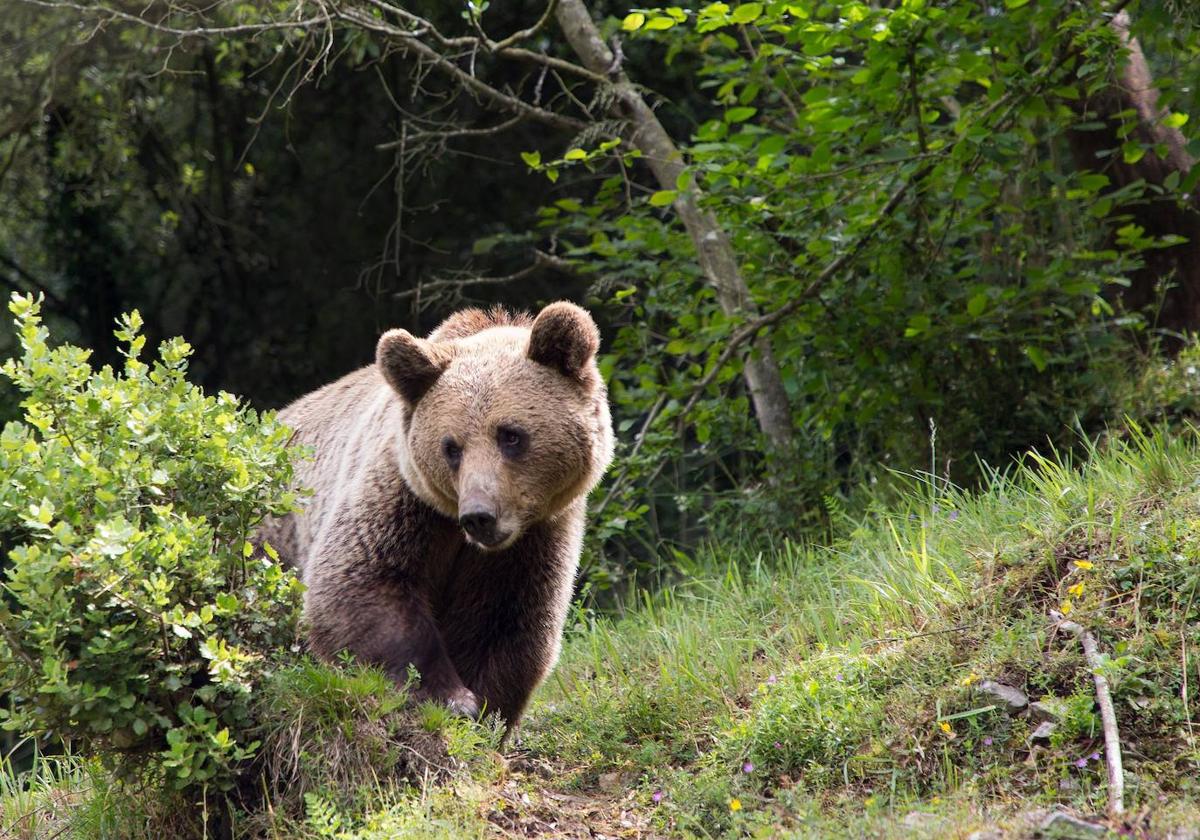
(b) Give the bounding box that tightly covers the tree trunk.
[553,0,794,451]
[1066,11,1200,337]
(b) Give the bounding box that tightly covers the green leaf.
[520,150,541,168]
[649,190,678,207]
[1023,345,1048,372]
[1164,112,1189,129]
[967,293,988,317]
[645,16,677,30]
[1121,141,1146,164]
[1004,0,1030,7]
[904,313,931,338]
[724,106,757,124]
[731,2,763,23]
[563,148,588,161]
[621,12,646,31]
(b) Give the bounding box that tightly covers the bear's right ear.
[376,329,452,404]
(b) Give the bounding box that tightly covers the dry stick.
[1050,609,1125,818]
[862,622,976,647]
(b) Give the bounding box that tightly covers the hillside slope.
[5,426,1200,838]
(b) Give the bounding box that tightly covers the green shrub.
[0,293,303,792]
[725,654,880,788]
[1123,337,1200,430]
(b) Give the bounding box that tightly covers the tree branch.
[554,0,795,449]
[592,390,667,518]
[336,5,588,133]
[490,0,558,52]
[1051,610,1125,818]
[678,167,929,423]
[0,250,67,311]
[376,115,524,150]
[391,250,574,302]
[14,0,332,37]
[673,0,1142,426]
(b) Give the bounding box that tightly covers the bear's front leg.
[439,522,578,726]
[304,549,481,717]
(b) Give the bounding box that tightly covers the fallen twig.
[861,623,976,647]
[1050,609,1125,817]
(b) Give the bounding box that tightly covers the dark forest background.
[4,0,1200,587]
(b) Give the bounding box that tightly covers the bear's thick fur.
[259,302,613,724]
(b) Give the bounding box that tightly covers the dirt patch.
[485,773,664,839]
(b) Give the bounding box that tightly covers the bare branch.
[361,0,602,82]
[1051,610,1125,818]
[0,250,67,311]
[376,115,524,150]
[491,46,608,84]
[335,5,588,133]
[592,391,667,518]
[391,250,574,302]
[490,0,558,52]
[13,0,331,37]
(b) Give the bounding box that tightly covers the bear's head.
[376,302,614,551]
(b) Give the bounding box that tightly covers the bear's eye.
[442,437,463,468]
[496,425,528,459]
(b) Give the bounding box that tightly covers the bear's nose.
[459,508,498,544]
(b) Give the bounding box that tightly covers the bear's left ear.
[527,301,600,381]
[377,329,453,404]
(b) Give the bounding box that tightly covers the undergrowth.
[5,424,1200,837]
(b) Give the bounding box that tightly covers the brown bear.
[258,302,613,725]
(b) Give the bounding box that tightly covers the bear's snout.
[459,505,501,546]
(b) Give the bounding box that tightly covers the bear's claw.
[445,687,483,719]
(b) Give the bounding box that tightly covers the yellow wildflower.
[1073,559,1094,570]
[1060,599,1073,615]
[960,672,980,687]
[729,798,743,812]
[1068,582,1084,597]
[939,721,956,738]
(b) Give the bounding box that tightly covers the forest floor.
[6,426,1200,838]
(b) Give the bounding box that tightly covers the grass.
[5,424,1200,837]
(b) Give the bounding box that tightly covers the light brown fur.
[259,302,613,724]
